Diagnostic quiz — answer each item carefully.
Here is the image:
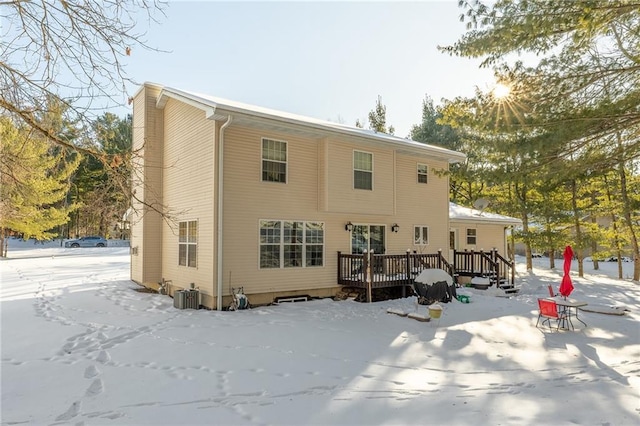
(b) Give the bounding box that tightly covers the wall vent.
[274,295,309,304]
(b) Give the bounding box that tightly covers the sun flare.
[492,83,511,100]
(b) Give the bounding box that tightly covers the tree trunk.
[615,132,640,281]
[545,222,556,269]
[522,214,532,271]
[570,180,584,277]
[0,228,6,258]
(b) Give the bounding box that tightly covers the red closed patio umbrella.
[559,245,574,298]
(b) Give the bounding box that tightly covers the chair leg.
[541,317,552,332]
[537,314,553,332]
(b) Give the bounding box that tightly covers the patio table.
[551,297,588,330]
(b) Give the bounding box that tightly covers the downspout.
[217,115,233,310]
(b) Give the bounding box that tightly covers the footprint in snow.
[96,350,111,364]
[84,365,101,378]
[55,400,81,421]
[86,379,104,396]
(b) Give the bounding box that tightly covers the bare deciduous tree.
[0,0,168,223]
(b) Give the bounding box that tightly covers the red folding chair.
[547,285,557,297]
[536,298,569,331]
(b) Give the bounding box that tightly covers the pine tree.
[410,95,460,150]
[0,117,79,256]
[71,113,132,237]
[367,96,394,134]
[441,0,640,279]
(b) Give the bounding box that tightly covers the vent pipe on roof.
[217,115,233,311]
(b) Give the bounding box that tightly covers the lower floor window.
[414,226,429,245]
[466,228,477,245]
[260,220,324,268]
[179,220,197,267]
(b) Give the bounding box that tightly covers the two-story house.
[130,83,466,309]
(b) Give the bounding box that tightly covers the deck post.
[337,251,342,284]
[366,250,373,303]
[511,256,515,285]
[453,249,457,271]
[404,249,412,297]
[406,249,411,285]
[471,249,475,275]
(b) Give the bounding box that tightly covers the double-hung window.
[283,221,303,268]
[262,138,287,183]
[414,226,429,245]
[178,220,197,267]
[466,228,477,245]
[353,150,373,190]
[260,220,281,269]
[417,163,428,184]
[260,220,324,268]
[305,222,324,266]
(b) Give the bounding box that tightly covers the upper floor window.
[353,150,373,190]
[466,228,477,245]
[179,220,197,267]
[262,138,287,183]
[259,220,325,269]
[414,226,429,245]
[417,163,428,184]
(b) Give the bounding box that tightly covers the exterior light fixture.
[345,221,353,232]
[391,223,399,233]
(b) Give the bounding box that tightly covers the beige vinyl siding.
[130,85,164,286]
[159,99,216,296]
[317,139,329,212]
[221,125,338,296]
[393,155,451,256]
[451,221,508,254]
[132,83,466,307]
[325,140,395,215]
[130,90,145,283]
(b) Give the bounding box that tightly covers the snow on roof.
[149,83,466,163]
[449,202,522,225]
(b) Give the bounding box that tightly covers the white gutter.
[216,115,233,310]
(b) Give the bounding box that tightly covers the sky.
[1,240,639,425]
[122,1,497,137]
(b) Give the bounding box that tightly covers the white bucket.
[428,304,443,319]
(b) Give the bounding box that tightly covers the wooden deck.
[338,249,516,302]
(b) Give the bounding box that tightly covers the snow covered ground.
[1,240,639,425]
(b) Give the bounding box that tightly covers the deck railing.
[337,249,514,301]
[452,249,514,286]
[337,250,454,302]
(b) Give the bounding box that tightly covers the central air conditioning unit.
[173,289,200,309]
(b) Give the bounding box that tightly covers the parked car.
[65,236,108,248]
[606,256,632,262]
[531,253,544,258]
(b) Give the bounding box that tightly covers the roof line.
[148,83,466,163]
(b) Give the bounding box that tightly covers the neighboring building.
[449,202,522,258]
[130,83,466,309]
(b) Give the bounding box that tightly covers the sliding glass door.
[351,225,386,254]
